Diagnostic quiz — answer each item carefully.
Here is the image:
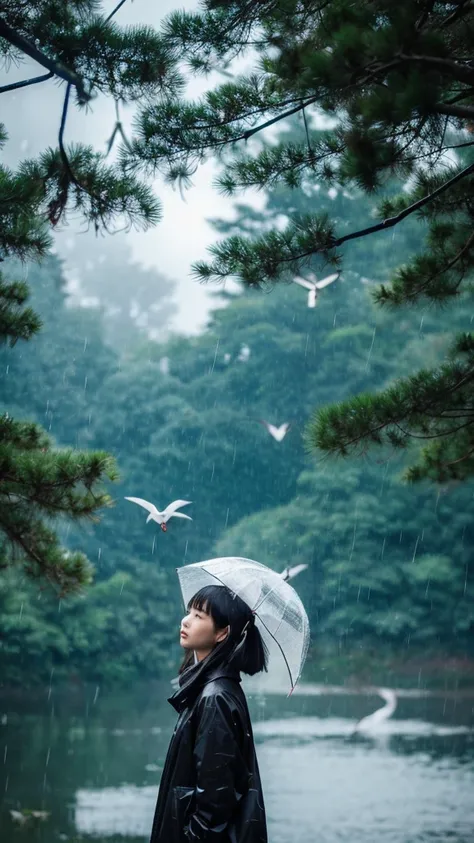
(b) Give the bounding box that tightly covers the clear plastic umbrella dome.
[176,557,310,693]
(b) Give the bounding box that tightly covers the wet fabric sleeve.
[184,691,248,842]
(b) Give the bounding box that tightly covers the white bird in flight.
[293,271,340,308]
[353,688,398,734]
[280,563,308,582]
[259,420,291,442]
[124,497,192,532]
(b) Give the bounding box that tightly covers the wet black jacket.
[149,661,267,843]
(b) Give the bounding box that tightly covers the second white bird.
[125,497,192,532]
[293,271,340,308]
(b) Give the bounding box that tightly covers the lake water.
[1,679,473,843]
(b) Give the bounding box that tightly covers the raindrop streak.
[365,326,376,371]
[225,507,230,528]
[348,508,358,563]
[84,375,88,390]
[210,463,215,482]
[412,535,420,563]
[93,686,100,705]
[3,745,7,765]
[19,602,23,620]
[209,338,220,374]
[4,775,8,793]
[119,579,125,595]
[152,536,156,555]
[45,748,51,767]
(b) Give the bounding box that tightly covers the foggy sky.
[1,1,265,334]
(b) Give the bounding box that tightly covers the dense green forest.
[1,176,473,686]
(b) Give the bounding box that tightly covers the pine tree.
[0,1,176,591]
[125,0,474,481]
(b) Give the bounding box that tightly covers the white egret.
[259,420,291,442]
[280,564,308,582]
[353,688,398,734]
[124,497,192,532]
[293,271,340,308]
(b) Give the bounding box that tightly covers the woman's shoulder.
[198,673,246,713]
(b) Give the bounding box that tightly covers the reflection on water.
[0,681,473,843]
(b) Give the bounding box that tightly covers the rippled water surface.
[1,681,473,842]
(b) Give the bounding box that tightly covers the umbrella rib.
[256,612,295,690]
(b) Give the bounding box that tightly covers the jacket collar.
[168,659,241,714]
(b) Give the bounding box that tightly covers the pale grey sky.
[1,0,267,334]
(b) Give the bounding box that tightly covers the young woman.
[149,584,269,843]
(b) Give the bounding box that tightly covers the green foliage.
[126,0,474,481]
[0,257,119,592]
[2,234,473,685]
[0,2,179,593]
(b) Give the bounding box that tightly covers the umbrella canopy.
[177,557,310,693]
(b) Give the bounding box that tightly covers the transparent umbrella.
[177,557,310,694]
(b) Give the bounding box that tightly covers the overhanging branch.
[0,18,91,102]
[436,102,474,119]
[0,70,53,95]
[294,160,474,262]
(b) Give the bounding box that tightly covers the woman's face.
[180,604,228,659]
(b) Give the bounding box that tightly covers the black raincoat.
[149,660,267,843]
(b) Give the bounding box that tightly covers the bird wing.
[293,276,314,291]
[168,511,193,522]
[162,499,192,517]
[258,419,272,432]
[124,496,157,514]
[315,272,340,290]
[273,423,290,441]
[280,563,307,581]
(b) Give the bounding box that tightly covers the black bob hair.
[179,584,269,677]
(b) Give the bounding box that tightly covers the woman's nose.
[181,616,190,628]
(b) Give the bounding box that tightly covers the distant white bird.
[238,343,251,362]
[280,563,308,582]
[158,356,170,375]
[353,688,398,734]
[124,497,192,532]
[293,271,340,308]
[259,420,291,442]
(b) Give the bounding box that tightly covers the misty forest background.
[1,125,474,689]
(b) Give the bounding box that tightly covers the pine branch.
[196,161,474,284]
[0,18,91,103]
[105,0,129,22]
[0,70,53,95]
[397,53,474,88]
[436,102,474,119]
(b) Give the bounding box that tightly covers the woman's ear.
[215,624,230,644]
